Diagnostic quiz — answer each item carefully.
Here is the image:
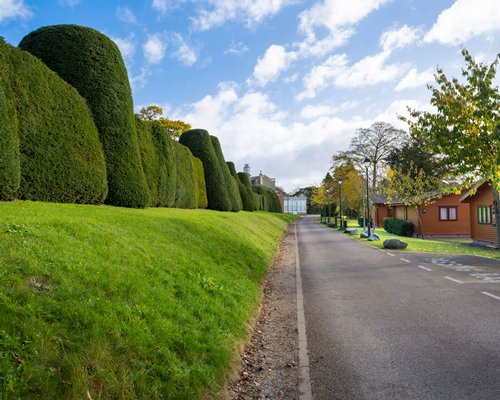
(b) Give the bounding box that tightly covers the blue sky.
[1,0,499,192]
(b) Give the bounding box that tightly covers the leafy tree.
[138,105,191,139]
[384,162,444,239]
[403,49,500,246]
[329,158,364,218]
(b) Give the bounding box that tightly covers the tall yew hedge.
[0,38,107,203]
[19,25,149,208]
[210,136,242,212]
[179,129,231,211]
[193,157,208,209]
[173,142,197,209]
[237,172,257,211]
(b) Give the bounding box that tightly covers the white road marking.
[294,224,313,400]
[400,258,411,263]
[481,291,500,301]
[387,253,395,257]
[417,265,432,272]
[445,276,463,284]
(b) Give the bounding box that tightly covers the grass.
[0,201,297,399]
[340,219,500,260]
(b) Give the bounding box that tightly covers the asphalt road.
[297,215,500,400]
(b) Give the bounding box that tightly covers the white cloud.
[0,0,31,22]
[424,0,500,44]
[250,45,298,87]
[130,67,151,89]
[116,6,138,24]
[374,99,433,129]
[224,41,249,55]
[191,0,295,31]
[171,33,198,66]
[380,25,420,52]
[143,34,167,64]
[300,100,360,120]
[112,35,136,61]
[151,0,176,13]
[298,0,391,37]
[394,67,434,92]
[297,51,407,99]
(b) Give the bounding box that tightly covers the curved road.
[297,215,500,400]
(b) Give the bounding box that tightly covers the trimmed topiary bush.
[237,172,256,211]
[20,24,149,208]
[0,39,20,200]
[210,136,241,212]
[384,218,414,237]
[252,184,281,213]
[173,142,197,209]
[193,156,207,209]
[0,38,107,203]
[179,129,231,211]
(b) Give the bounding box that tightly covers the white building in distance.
[284,196,307,215]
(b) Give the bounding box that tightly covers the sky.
[1,0,499,192]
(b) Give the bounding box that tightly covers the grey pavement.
[297,215,500,400]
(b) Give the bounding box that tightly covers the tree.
[384,162,444,239]
[403,49,500,247]
[329,160,363,218]
[138,105,191,139]
[346,122,408,191]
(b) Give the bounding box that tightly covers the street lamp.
[326,188,331,224]
[338,178,343,229]
[363,157,371,237]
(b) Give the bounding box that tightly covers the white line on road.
[445,276,464,284]
[481,291,500,301]
[417,265,433,272]
[387,253,395,257]
[294,224,313,400]
[401,258,411,263]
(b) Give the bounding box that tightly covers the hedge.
[135,118,177,207]
[226,162,246,211]
[179,129,231,211]
[252,184,281,213]
[0,38,107,203]
[210,136,241,212]
[0,39,20,200]
[383,218,414,237]
[193,157,208,209]
[237,172,257,211]
[20,25,149,208]
[173,142,197,209]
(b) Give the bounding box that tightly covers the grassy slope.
[343,219,499,260]
[0,201,296,399]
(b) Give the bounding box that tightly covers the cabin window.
[439,206,457,221]
[387,207,394,217]
[478,205,492,224]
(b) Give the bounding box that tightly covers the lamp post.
[326,188,331,224]
[363,157,371,237]
[338,178,343,229]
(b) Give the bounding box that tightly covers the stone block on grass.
[344,228,358,235]
[383,238,408,249]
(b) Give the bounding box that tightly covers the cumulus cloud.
[374,99,434,129]
[191,0,295,31]
[173,83,375,191]
[171,33,198,66]
[394,67,434,92]
[0,0,31,22]
[143,34,167,64]
[116,6,138,24]
[300,100,360,120]
[424,0,500,44]
[224,41,249,55]
[380,25,420,52]
[250,45,298,86]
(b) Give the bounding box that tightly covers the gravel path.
[227,223,299,399]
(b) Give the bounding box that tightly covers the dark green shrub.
[193,156,207,209]
[252,184,281,213]
[384,218,414,237]
[173,142,197,209]
[179,129,231,211]
[135,118,177,207]
[0,39,107,203]
[0,39,20,199]
[226,161,244,211]
[237,172,256,211]
[210,136,241,212]
[20,25,149,208]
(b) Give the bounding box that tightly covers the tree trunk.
[492,186,500,249]
[415,206,425,239]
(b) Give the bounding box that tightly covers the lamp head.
[363,157,370,168]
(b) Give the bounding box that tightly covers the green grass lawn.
[341,219,499,260]
[0,201,296,399]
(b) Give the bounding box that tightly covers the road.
[297,215,500,400]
